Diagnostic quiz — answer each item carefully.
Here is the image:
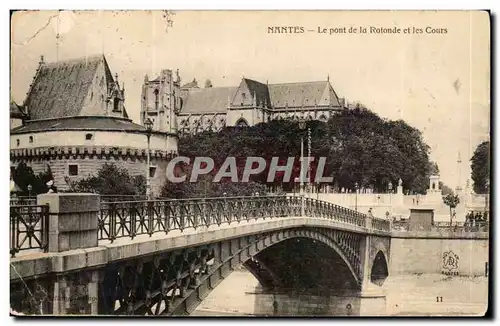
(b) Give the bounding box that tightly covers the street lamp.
[307,126,312,195]
[388,181,393,209]
[144,118,154,200]
[485,179,490,214]
[27,184,32,198]
[298,119,306,217]
[354,182,359,211]
[298,119,306,196]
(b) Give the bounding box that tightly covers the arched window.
[29,136,33,143]
[113,98,120,112]
[154,89,159,110]
[236,118,249,127]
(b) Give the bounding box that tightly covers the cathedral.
[141,70,348,134]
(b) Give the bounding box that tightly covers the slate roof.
[10,116,146,134]
[10,101,27,119]
[268,81,338,108]
[179,78,341,114]
[181,87,237,113]
[181,78,199,89]
[23,55,128,120]
[239,78,271,107]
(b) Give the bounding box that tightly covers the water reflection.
[193,268,488,316]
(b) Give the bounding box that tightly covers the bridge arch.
[370,250,389,286]
[97,227,363,315]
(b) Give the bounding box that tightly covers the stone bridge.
[10,193,392,316]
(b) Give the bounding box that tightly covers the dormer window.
[113,98,120,112]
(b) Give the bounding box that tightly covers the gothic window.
[113,98,120,112]
[154,89,159,110]
[236,118,249,127]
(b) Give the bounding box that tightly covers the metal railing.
[99,195,389,242]
[10,204,50,257]
[391,219,489,233]
[10,196,37,206]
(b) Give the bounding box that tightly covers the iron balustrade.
[10,204,49,257]
[10,196,37,206]
[391,220,489,232]
[99,195,387,243]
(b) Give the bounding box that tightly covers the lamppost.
[144,118,154,200]
[485,179,489,216]
[27,184,32,198]
[388,181,393,213]
[298,119,306,216]
[354,182,359,211]
[307,126,312,195]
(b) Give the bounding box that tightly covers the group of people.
[465,211,488,227]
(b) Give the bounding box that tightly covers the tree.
[65,163,145,196]
[443,193,460,227]
[471,141,490,194]
[204,79,213,88]
[439,181,454,196]
[177,106,434,194]
[12,162,53,196]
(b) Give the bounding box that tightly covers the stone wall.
[389,236,489,277]
[11,154,170,197]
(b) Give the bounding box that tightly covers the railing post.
[37,193,100,253]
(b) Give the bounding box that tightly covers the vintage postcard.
[9,10,490,317]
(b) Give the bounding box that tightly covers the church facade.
[10,55,178,195]
[141,71,347,134]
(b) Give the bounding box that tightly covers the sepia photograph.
[8,10,490,317]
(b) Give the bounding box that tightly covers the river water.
[192,269,488,316]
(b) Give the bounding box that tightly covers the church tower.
[140,69,182,133]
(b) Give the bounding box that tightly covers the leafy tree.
[471,141,490,194]
[443,193,460,226]
[439,181,454,196]
[65,163,145,196]
[11,162,53,196]
[178,106,434,194]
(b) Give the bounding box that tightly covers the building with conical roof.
[10,55,178,195]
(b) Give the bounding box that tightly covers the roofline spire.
[327,74,330,82]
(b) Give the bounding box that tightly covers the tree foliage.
[471,141,490,194]
[11,162,53,196]
[178,106,434,194]
[439,181,454,196]
[65,163,145,196]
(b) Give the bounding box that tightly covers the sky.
[10,10,490,190]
